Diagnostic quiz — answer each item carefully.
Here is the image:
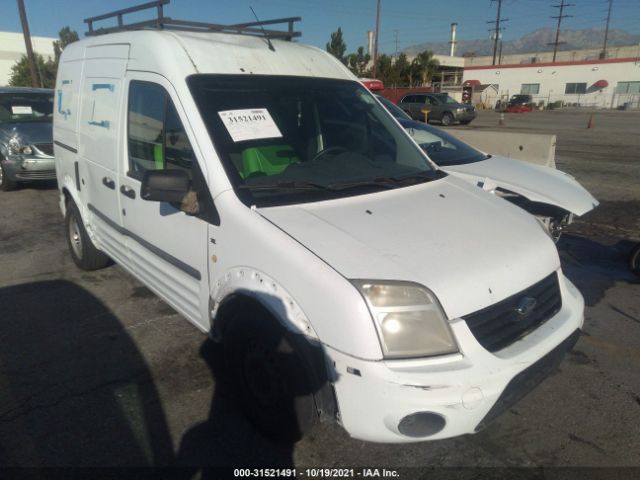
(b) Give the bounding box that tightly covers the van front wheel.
[65,201,110,271]
[224,306,317,442]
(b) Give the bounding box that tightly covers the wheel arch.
[211,286,338,423]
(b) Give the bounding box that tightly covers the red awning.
[463,79,481,87]
[593,79,609,88]
[360,78,385,91]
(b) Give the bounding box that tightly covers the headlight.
[7,134,32,155]
[351,280,458,358]
[456,107,466,112]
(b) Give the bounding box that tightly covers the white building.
[462,57,640,109]
[0,31,56,86]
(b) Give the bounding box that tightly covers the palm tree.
[411,50,439,86]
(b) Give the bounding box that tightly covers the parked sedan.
[0,87,56,191]
[376,94,598,240]
[398,92,476,126]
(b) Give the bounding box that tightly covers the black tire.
[224,305,317,442]
[0,163,18,191]
[441,112,454,126]
[65,200,110,271]
[630,243,640,277]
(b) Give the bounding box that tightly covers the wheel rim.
[68,214,83,259]
[443,115,452,126]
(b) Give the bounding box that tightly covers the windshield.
[0,92,53,124]
[188,75,443,207]
[399,119,488,166]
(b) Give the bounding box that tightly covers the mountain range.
[403,27,640,57]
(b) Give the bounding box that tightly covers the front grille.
[34,143,54,156]
[463,272,562,352]
[16,170,56,180]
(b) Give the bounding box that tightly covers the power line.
[487,0,509,65]
[549,0,575,62]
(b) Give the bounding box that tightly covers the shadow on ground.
[0,280,174,466]
[174,340,296,478]
[558,233,639,306]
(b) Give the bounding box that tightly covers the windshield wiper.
[326,172,443,191]
[237,172,443,193]
[237,180,331,191]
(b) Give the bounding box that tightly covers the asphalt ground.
[0,108,639,477]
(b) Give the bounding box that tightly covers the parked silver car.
[0,87,56,191]
[399,92,476,126]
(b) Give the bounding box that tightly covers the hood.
[259,176,560,320]
[443,155,598,216]
[0,122,53,146]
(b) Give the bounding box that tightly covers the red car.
[504,94,534,113]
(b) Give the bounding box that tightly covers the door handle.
[102,177,115,189]
[120,185,136,199]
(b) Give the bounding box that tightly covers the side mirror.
[141,169,190,203]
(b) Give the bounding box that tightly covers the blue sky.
[2,0,639,54]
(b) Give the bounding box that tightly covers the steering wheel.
[311,146,348,162]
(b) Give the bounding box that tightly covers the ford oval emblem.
[515,296,537,317]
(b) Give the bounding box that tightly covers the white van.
[54,7,584,443]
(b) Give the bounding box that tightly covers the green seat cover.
[239,145,299,178]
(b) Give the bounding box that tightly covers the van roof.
[61,30,355,84]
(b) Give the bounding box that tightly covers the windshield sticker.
[218,108,282,142]
[12,106,33,115]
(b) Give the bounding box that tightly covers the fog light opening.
[398,412,446,438]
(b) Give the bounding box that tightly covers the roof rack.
[84,0,301,41]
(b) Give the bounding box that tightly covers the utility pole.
[601,0,613,59]
[487,0,508,66]
[373,0,381,78]
[16,0,39,87]
[549,0,574,63]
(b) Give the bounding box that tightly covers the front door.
[117,73,210,330]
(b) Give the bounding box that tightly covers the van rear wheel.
[65,201,110,270]
[224,306,317,442]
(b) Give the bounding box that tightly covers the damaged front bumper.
[1,149,56,182]
[327,272,584,443]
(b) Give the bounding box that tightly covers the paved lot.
[1,109,639,473]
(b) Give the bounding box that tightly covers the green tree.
[326,27,347,64]
[8,53,54,88]
[376,54,394,85]
[410,50,439,86]
[394,53,411,86]
[53,26,79,62]
[8,27,78,88]
[346,46,371,77]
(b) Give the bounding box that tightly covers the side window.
[127,81,194,179]
[426,96,436,105]
[402,95,414,104]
